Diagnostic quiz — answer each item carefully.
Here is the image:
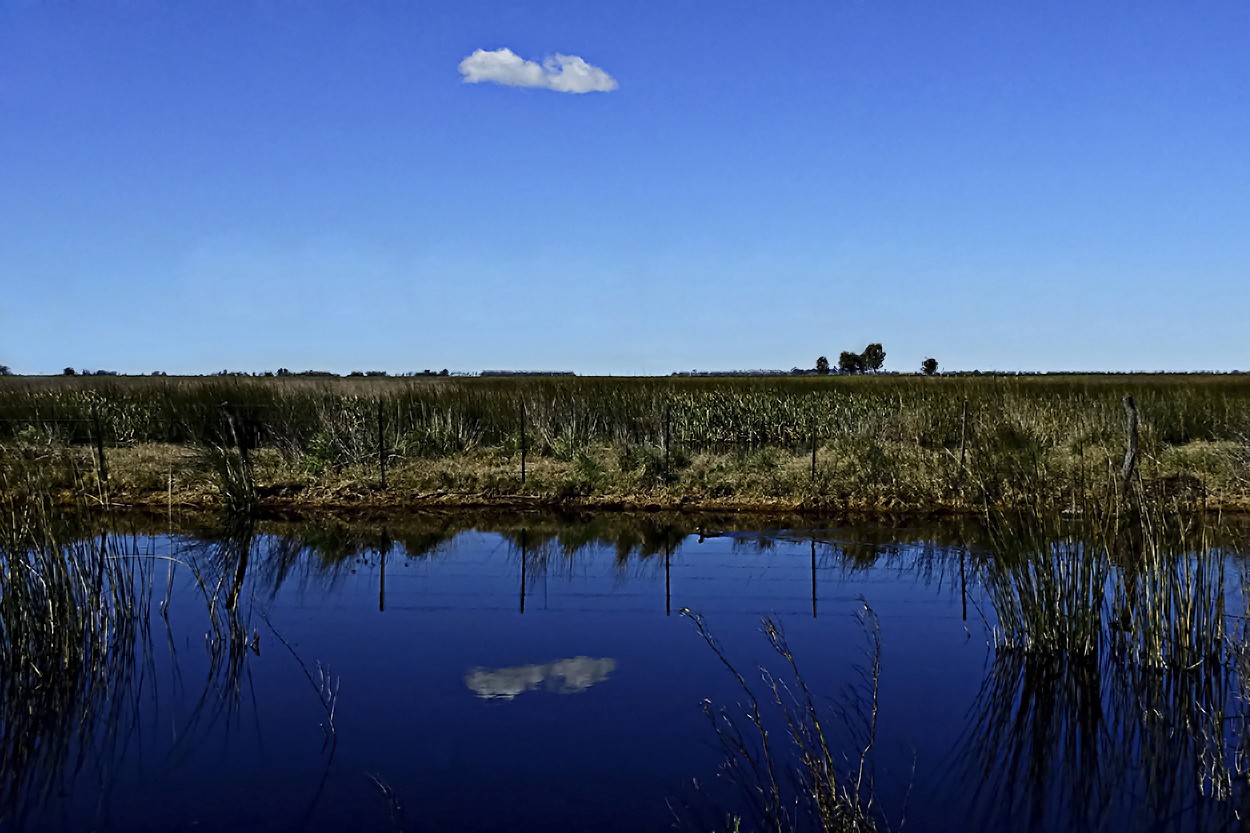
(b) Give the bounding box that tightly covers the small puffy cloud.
[458,48,617,93]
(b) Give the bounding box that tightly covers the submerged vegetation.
[1,373,1249,514]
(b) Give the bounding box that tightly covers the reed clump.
[980,497,1236,670]
[683,606,883,833]
[0,483,145,822]
[969,493,1250,826]
[0,470,260,824]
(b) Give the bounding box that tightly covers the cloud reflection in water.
[465,657,618,700]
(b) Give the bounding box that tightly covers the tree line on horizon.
[809,345,940,377]
[4,356,939,377]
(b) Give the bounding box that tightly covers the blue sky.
[2,1,1247,375]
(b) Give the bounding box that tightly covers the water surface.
[3,513,1246,832]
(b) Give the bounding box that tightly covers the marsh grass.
[3,374,1250,511]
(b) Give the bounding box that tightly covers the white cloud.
[458,48,617,93]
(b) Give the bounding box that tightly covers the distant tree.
[438,369,449,377]
[276,368,291,377]
[862,343,886,373]
[815,356,830,375]
[63,367,77,376]
[921,358,939,376]
[349,370,364,377]
[0,365,11,375]
[838,351,865,374]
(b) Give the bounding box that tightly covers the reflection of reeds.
[0,498,149,825]
[982,534,1108,657]
[0,490,256,825]
[968,502,1249,829]
[959,651,1115,831]
[1112,518,1228,670]
[981,504,1233,669]
[683,607,880,833]
[959,644,1243,831]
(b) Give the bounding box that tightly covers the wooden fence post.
[377,400,387,490]
[520,401,527,485]
[664,405,671,478]
[91,403,109,487]
[1121,395,1139,495]
[810,410,818,480]
[958,399,970,480]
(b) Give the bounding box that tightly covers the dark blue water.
[3,515,1246,832]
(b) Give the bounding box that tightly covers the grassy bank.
[3,374,1249,514]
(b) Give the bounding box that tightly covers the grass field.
[2,373,1249,513]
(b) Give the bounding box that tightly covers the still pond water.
[4,513,1248,832]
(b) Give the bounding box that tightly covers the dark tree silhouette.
[922,358,939,376]
[0,365,11,375]
[62,367,76,376]
[838,351,865,374]
[862,343,886,373]
[815,356,830,375]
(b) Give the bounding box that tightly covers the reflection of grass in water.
[980,501,1234,669]
[968,500,1250,829]
[0,526,148,825]
[959,645,1243,831]
[0,478,258,826]
[682,606,881,833]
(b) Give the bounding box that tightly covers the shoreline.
[47,483,1250,523]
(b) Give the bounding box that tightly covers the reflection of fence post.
[91,403,108,486]
[520,401,527,486]
[1121,395,1139,497]
[379,549,386,613]
[665,541,671,616]
[377,400,387,490]
[811,537,818,619]
[960,551,967,622]
[519,528,528,614]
